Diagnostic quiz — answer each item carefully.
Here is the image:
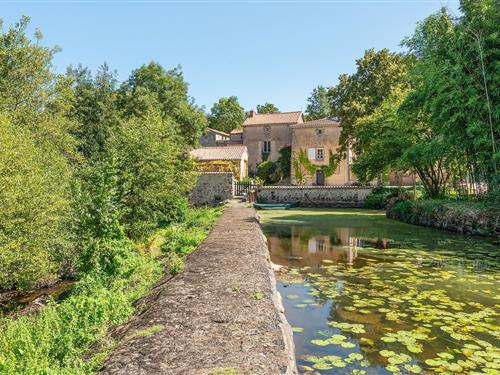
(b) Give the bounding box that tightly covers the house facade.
[242,111,304,171]
[290,118,356,186]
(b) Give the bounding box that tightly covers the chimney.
[248,110,255,118]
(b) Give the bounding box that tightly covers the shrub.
[364,187,399,209]
[256,161,279,184]
[276,146,291,179]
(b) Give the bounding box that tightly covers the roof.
[291,118,341,128]
[230,128,243,134]
[243,111,303,126]
[190,146,248,161]
[206,127,230,137]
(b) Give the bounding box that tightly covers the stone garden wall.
[256,186,373,208]
[189,172,234,207]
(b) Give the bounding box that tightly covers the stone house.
[290,118,356,186]
[199,128,230,147]
[190,145,248,180]
[242,111,304,171]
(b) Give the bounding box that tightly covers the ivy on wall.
[294,149,339,180]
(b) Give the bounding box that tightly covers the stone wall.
[256,186,373,208]
[387,198,500,238]
[189,172,234,206]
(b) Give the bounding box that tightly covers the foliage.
[208,96,245,133]
[324,0,499,197]
[276,146,292,179]
[256,102,279,114]
[117,63,207,146]
[0,117,73,290]
[305,85,331,120]
[0,206,221,373]
[296,149,339,178]
[160,207,222,270]
[400,2,499,193]
[0,16,62,125]
[113,112,195,240]
[328,48,412,157]
[387,198,499,237]
[292,157,309,185]
[363,186,420,209]
[0,240,163,374]
[256,161,279,184]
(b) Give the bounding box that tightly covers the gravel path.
[99,207,296,375]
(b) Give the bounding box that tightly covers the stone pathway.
[99,207,296,375]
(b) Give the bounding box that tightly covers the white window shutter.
[308,148,315,160]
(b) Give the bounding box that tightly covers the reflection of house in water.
[308,236,329,253]
[268,226,363,267]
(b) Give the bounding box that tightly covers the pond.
[260,209,500,375]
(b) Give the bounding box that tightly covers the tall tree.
[328,49,412,157]
[402,2,499,191]
[118,63,207,145]
[208,96,245,133]
[305,85,331,120]
[257,102,279,114]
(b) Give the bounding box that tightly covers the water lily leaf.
[312,362,333,370]
[404,364,422,373]
[380,350,396,357]
[437,352,454,360]
[286,294,299,300]
[385,364,400,373]
[407,344,423,353]
[348,353,364,361]
[381,336,397,343]
[292,327,304,333]
[340,341,356,349]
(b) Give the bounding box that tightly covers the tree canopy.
[257,102,279,114]
[324,0,499,197]
[208,96,245,133]
[305,85,331,120]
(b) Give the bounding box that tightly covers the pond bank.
[99,207,296,375]
[387,198,500,239]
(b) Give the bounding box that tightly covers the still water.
[260,209,500,375]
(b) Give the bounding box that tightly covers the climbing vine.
[293,149,339,183]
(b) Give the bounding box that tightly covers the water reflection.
[261,209,500,375]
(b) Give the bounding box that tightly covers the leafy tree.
[401,3,499,192]
[257,102,279,114]
[305,85,331,120]
[67,64,120,162]
[113,111,195,240]
[0,16,60,124]
[118,63,207,145]
[208,96,245,133]
[0,116,72,289]
[328,49,413,157]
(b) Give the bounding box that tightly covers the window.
[263,141,271,154]
[315,128,324,136]
[316,148,324,160]
[316,239,325,252]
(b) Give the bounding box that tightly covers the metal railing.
[233,181,256,197]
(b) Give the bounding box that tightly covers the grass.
[0,206,223,374]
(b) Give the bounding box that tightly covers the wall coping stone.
[259,185,373,190]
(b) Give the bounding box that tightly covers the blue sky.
[2,1,460,112]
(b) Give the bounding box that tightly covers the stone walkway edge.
[99,207,297,375]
